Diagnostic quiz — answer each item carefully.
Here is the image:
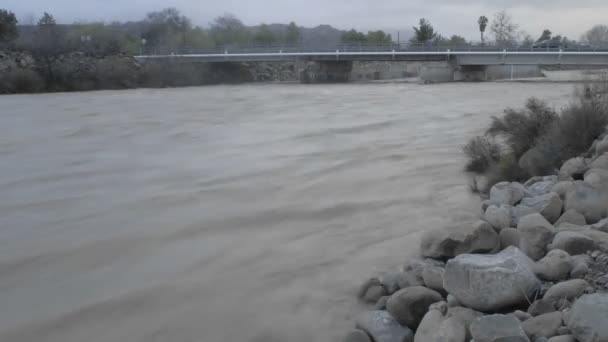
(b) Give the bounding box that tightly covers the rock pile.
[345,150,608,342]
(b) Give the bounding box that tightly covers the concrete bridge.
[135,44,608,83]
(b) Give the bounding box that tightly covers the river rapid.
[0,82,573,342]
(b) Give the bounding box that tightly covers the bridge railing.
[139,42,608,56]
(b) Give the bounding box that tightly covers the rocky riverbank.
[348,132,608,341]
[0,50,299,93]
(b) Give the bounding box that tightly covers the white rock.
[490,182,530,206]
[567,293,608,342]
[356,310,414,342]
[591,153,608,170]
[484,205,513,231]
[559,157,589,181]
[554,209,587,227]
[520,193,563,224]
[564,181,608,224]
[528,180,558,196]
[518,213,557,261]
[444,247,540,312]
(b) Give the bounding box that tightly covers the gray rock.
[591,218,608,233]
[343,329,372,342]
[414,306,466,342]
[552,181,575,201]
[550,231,596,256]
[585,169,608,189]
[444,247,540,312]
[528,180,559,197]
[543,279,590,305]
[422,266,446,293]
[484,205,513,231]
[555,209,587,227]
[596,137,608,159]
[375,296,390,310]
[566,293,608,342]
[557,326,570,335]
[420,220,499,259]
[399,259,442,288]
[591,153,608,170]
[535,249,573,281]
[535,338,549,342]
[513,205,541,226]
[518,213,557,261]
[397,272,425,289]
[559,157,589,181]
[564,182,608,224]
[359,278,386,303]
[386,286,443,329]
[446,307,484,341]
[470,314,531,342]
[515,310,534,321]
[520,192,562,223]
[555,223,588,232]
[571,263,589,278]
[356,310,414,342]
[446,294,460,308]
[579,230,608,253]
[522,311,563,339]
[525,176,546,188]
[381,272,403,295]
[500,228,521,250]
[527,299,557,317]
[547,336,576,342]
[491,182,531,206]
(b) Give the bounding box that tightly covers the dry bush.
[0,69,44,93]
[463,136,501,173]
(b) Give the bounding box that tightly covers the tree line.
[1,8,608,55]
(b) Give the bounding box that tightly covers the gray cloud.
[3,0,607,40]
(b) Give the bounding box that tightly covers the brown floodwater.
[0,82,573,342]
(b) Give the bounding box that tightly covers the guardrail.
[140,43,608,56]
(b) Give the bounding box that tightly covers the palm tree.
[478,16,489,45]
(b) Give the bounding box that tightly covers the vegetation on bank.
[465,81,608,193]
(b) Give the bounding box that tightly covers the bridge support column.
[454,65,488,82]
[299,61,353,83]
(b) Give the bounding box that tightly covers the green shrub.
[486,98,558,158]
[0,69,44,93]
[463,136,501,173]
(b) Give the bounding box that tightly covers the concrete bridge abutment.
[299,61,353,83]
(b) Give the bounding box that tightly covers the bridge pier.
[419,64,488,83]
[299,61,353,83]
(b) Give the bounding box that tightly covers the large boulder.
[512,205,539,226]
[358,278,388,304]
[591,153,608,170]
[522,311,563,339]
[484,205,513,231]
[559,157,589,181]
[550,231,596,255]
[420,221,499,259]
[555,209,587,227]
[443,247,540,312]
[579,230,608,252]
[386,286,443,329]
[446,307,484,340]
[528,179,559,196]
[520,193,563,224]
[596,136,608,156]
[585,168,608,189]
[566,293,608,342]
[490,182,530,206]
[564,182,608,224]
[422,266,445,293]
[414,303,466,342]
[500,228,521,250]
[356,310,414,342]
[518,213,557,261]
[470,314,531,342]
[342,330,372,342]
[380,272,403,295]
[543,279,589,305]
[535,249,573,281]
[552,181,575,201]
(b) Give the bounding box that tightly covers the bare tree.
[490,10,518,47]
[582,25,608,47]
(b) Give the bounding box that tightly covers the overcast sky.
[4,0,607,41]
